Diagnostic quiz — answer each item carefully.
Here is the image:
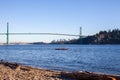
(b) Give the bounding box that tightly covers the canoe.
[55,48,68,50]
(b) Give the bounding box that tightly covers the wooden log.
[61,71,120,80]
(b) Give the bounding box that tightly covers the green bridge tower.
[6,22,9,45]
[79,27,82,44]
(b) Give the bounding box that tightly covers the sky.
[0,0,120,43]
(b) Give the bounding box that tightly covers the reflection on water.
[0,45,120,75]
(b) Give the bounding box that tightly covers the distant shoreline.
[0,43,120,46]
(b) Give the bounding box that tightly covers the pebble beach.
[0,61,120,80]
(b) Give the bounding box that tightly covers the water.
[0,45,120,75]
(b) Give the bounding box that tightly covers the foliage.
[50,29,120,44]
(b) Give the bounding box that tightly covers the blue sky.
[0,0,120,43]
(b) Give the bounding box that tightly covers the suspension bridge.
[0,22,85,45]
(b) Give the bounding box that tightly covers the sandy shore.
[0,61,120,80]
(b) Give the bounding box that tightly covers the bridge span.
[0,22,86,44]
[0,33,80,37]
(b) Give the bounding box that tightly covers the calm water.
[0,45,120,75]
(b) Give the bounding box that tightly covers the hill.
[50,29,120,44]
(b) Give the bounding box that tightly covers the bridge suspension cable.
[0,33,79,37]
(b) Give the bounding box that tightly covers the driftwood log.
[0,60,19,69]
[61,71,120,80]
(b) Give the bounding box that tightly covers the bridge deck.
[0,33,80,37]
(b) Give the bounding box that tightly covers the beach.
[0,61,61,80]
[0,61,120,80]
